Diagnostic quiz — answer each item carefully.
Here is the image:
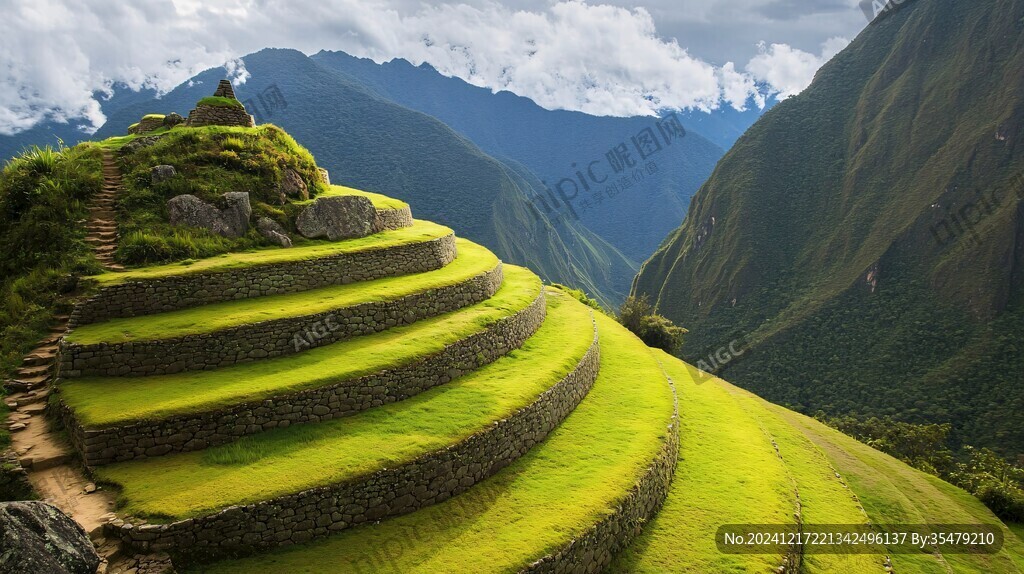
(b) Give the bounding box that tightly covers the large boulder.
[296,196,381,241]
[0,501,100,574]
[162,112,184,128]
[220,192,252,238]
[256,217,292,247]
[276,168,309,203]
[150,165,176,184]
[168,192,251,238]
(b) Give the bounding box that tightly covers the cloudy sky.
[0,0,872,135]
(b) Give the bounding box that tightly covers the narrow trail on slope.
[88,150,125,272]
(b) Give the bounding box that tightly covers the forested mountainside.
[634,0,1024,455]
[89,49,635,305]
[312,50,734,263]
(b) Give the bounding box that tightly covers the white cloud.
[0,0,850,134]
[745,36,850,99]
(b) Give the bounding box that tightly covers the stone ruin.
[185,80,256,128]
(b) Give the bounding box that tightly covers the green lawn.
[94,287,594,521]
[61,266,541,427]
[67,239,496,345]
[195,299,676,573]
[89,220,452,285]
[304,184,408,210]
[1010,524,1024,544]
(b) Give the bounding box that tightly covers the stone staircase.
[87,151,124,272]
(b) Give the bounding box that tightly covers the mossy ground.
[61,265,541,427]
[194,298,676,573]
[66,238,496,345]
[94,287,593,521]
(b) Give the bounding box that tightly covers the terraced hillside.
[4,119,1023,573]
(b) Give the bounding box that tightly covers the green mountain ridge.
[634,0,1024,455]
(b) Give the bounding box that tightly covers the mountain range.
[1,50,767,306]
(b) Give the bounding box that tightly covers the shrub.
[618,295,687,353]
[550,284,605,313]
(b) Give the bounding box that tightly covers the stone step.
[16,365,50,378]
[21,354,54,367]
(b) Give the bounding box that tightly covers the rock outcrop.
[168,192,251,238]
[0,501,100,574]
[256,217,292,247]
[162,113,184,128]
[119,136,162,156]
[276,168,309,202]
[317,167,331,186]
[128,115,165,135]
[150,165,176,184]
[296,196,381,241]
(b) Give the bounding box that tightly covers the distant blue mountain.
[312,50,770,262]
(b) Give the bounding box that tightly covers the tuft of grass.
[61,265,539,427]
[195,300,675,573]
[197,96,244,109]
[93,286,594,520]
[68,239,497,345]
[141,114,166,120]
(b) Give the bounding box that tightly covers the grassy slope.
[61,266,541,427]
[94,288,592,520]
[67,238,495,344]
[89,219,450,284]
[197,299,675,573]
[611,354,1024,573]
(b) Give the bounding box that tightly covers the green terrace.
[303,184,409,211]
[88,219,451,284]
[93,289,592,520]
[60,266,542,428]
[195,308,676,573]
[66,238,496,345]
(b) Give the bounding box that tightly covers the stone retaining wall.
[185,105,254,128]
[107,313,599,558]
[61,288,547,466]
[377,206,414,231]
[69,234,457,327]
[59,264,503,378]
[524,372,681,574]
